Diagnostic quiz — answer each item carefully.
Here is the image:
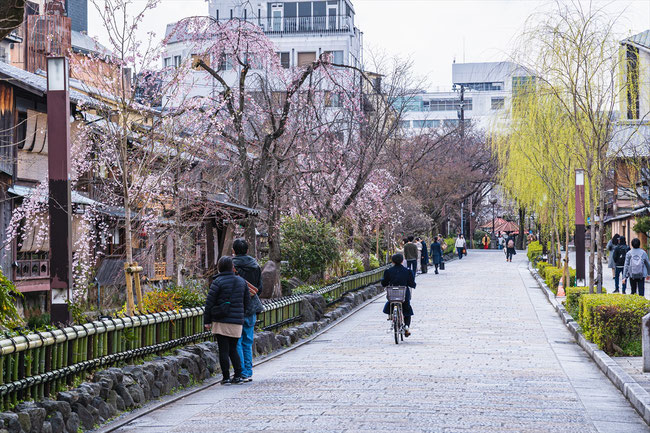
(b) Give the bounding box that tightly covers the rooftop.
[622,30,650,50]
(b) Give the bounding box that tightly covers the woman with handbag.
[204,256,250,385]
[430,237,443,274]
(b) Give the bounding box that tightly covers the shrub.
[544,266,576,294]
[527,241,543,263]
[118,289,181,317]
[166,279,206,308]
[0,269,23,329]
[369,254,381,270]
[564,286,607,318]
[536,261,550,279]
[578,294,650,356]
[281,215,340,281]
[339,249,364,274]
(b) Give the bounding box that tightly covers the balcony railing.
[15,258,49,280]
[263,15,353,34]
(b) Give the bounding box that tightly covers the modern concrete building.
[401,61,533,132]
[162,0,363,102]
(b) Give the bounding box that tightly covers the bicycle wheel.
[392,305,399,344]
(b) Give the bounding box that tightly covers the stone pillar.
[641,314,650,373]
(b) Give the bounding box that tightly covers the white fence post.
[643,313,650,372]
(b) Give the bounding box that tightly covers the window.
[217,54,233,71]
[297,52,316,67]
[424,98,472,112]
[277,52,290,68]
[491,97,505,110]
[163,57,171,68]
[444,119,459,127]
[191,54,209,70]
[412,120,438,128]
[399,120,411,129]
[458,82,503,91]
[512,76,535,93]
[324,50,344,65]
[173,55,182,68]
[325,91,342,107]
[0,47,6,63]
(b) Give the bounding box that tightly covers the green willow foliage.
[0,269,23,329]
[280,215,340,281]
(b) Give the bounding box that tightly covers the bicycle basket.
[386,286,407,303]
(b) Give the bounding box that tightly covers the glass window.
[424,98,472,112]
[399,120,410,129]
[277,52,290,68]
[491,97,505,110]
[324,50,344,65]
[173,55,182,68]
[512,76,535,93]
[457,82,503,91]
[163,57,171,68]
[325,91,342,107]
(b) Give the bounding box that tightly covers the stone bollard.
[641,314,650,373]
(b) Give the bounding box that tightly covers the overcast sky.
[88,0,650,89]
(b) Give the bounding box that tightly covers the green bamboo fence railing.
[0,265,388,409]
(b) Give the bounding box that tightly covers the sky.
[87,0,650,89]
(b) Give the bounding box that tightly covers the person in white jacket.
[455,235,466,260]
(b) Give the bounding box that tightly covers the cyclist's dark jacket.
[381,264,415,317]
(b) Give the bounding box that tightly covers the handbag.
[440,261,445,270]
[462,248,467,255]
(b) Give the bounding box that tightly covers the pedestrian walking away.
[613,236,629,294]
[204,256,250,385]
[420,237,429,274]
[430,236,443,274]
[506,236,516,262]
[607,233,620,278]
[404,236,419,277]
[415,237,423,273]
[623,237,650,297]
[455,234,466,260]
[381,253,416,337]
[232,239,265,382]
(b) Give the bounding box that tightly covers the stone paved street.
[114,251,650,433]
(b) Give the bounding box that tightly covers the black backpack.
[613,245,628,267]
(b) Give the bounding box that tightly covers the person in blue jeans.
[232,239,264,382]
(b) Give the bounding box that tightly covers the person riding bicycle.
[382,253,416,337]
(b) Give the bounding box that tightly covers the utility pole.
[460,201,464,237]
[456,84,466,137]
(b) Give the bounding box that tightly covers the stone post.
[641,313,650,373]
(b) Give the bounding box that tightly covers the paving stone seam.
[93,288,388,433]
[527,262,650,426]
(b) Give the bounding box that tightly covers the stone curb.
[528,263,650,425]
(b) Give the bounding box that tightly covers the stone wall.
[0,284,384,433]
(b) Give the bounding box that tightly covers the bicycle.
[385,286,407,344]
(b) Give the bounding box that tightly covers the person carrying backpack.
[613,236,630,293]
[623,238,650,296]
[506,236,516,262]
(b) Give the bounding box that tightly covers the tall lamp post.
[47,56,72,324]
[575,169,586,286]
[490,197,498,247]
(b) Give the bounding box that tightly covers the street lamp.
[47,56,72,325]
[575,168,586,287]
[490,197,498,248]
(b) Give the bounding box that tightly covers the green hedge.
[527,241,543,263]
[544,266,576,294]
[579,294,650,356]
[443,237,455,255]
[565,286,608,318]
[536,261,550,279]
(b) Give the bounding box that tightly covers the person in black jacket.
[420,238,429,274]
[613,236,629,293]
[232,239,264,382]
[381,253,416,337]
[204,256,250,385]
[430,237,443,274]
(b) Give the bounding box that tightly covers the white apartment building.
[162,0,363,102]
[401,61,533,132]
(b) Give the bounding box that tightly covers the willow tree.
[494,84,579,288]
[513,2,624,293]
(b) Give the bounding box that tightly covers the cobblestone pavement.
[114,251,649,433]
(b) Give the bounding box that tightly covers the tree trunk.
[596,174,606,294]
[518,207,526,250]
